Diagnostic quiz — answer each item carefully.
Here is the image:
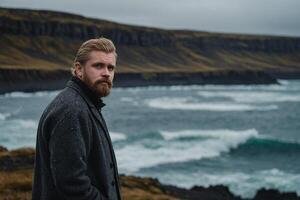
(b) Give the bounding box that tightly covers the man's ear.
[74,62,83,79]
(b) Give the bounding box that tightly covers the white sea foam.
[198,91,300,103]
[174,169,300,198]
[0,108,22,121]
[2,119,38,132]
[16,119,38,129]
[3,91,59,98]
[119,97,139,106]
[146,97,277,111]
[0,119,38,149]
[116,129,258,172]
[120,97,134,102]
[110,132,127,142]
[160,129,259,141]
[0,112,11,120]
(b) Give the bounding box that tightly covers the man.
[32,38,122,200]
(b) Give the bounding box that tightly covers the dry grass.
[1,33,300,74]
[0,148,35,158]
[1,7,300,75]
[0,167,178,200]
[0,169,32,200]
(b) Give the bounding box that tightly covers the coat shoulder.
[39,87,90,128]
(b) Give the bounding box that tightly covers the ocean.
[0,80,300,198]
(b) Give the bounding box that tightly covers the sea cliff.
[0,68,277,94]
[1,7,300,93]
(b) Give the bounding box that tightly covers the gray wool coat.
[32,77,122,200]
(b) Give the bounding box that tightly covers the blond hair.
[71,37,117,75]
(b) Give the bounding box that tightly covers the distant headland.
[1,7,300,93]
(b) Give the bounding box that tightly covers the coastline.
[0,68,282,95]
[0,146,299,200]
[1,7,300,96]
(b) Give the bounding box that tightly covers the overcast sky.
[1,0,300,37]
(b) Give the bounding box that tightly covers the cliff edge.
[1,7,300,92]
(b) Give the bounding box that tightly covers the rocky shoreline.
[1,7,300,95]
[0,68,279,94]
[0,146,299,200]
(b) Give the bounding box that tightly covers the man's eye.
[108,66,115,71]
[94,64,102,68]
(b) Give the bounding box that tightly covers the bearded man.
[32,38,122,200]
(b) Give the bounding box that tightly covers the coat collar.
[67,76,105,110]
[66,76,111,141]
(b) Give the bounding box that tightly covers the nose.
[101,67,110,78]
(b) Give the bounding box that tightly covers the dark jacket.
[32,77,122,200]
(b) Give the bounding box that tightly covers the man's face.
[75,51,116,97]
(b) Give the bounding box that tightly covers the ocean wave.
[120,97,134,102]
[0,112,12,120]
[1,119,38,131]
[198,91,300,103]
[145,97,278,111]
[160,129,259,141]
[230,136,300,156]
[0,107,22,121]
[110,132,127,142]
[0,119,38,149]
[200,80,300,92]
[2,91,59,98]
[116,129,259,172]
[15,119,38,129]
[113,82,298,92]
[167,169,300,198]
[119,97,139,106]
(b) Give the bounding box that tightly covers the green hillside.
[1,7,300,75]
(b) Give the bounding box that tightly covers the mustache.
[95,79,112,86]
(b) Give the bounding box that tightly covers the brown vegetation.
[1,7,300,75]
[0,146,177,200]
[0,169,178,200]
[0,147,299,200]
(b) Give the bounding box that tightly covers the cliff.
[0,146,299,200]
[0,68,277,94]
[0,7,300,92]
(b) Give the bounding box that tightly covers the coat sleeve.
[49,110,107,200]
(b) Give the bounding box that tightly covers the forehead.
[87,51,116,64]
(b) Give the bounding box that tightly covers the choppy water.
[0,80,300,198]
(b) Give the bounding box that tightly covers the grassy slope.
[0,169,178,200]
[0,7,300,74]
[0,148,177,200]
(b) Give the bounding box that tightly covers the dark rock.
[253,189,300,200]
[164,184,242,200]
[180,36,300,53]
[1,7,300,51]
[0,148,35,171]
[0,68,71,94]
[191,185,240,200]
[0,146,8,152]
[0,69,278,94]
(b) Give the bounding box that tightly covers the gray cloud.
[1,0,300,36]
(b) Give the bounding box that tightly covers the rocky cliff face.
[180,36,300,53]
[0,68,277,94]
[0,11,173,47]
[1,7,300,51]
[0,7,300,92]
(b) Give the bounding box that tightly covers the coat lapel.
[67,80,112,141]
[67,80,121,181]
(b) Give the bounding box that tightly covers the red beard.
[92,79,113,97]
